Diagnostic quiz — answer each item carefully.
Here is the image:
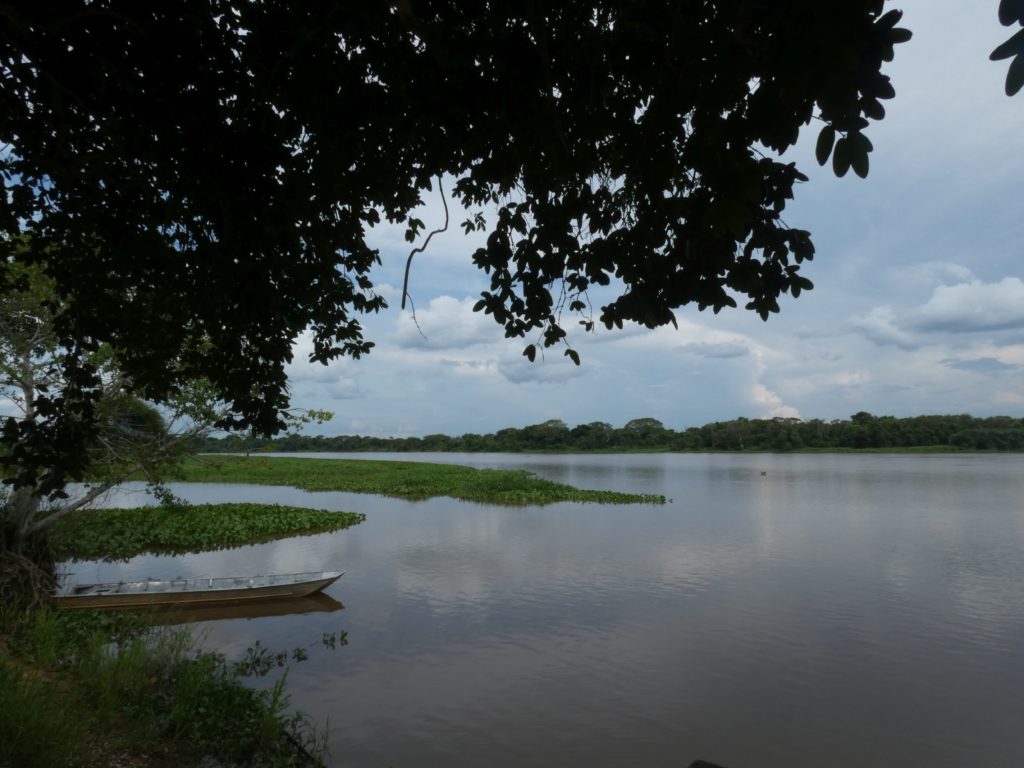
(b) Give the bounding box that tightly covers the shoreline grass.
[174,455,666,505]
[1,607,328,767]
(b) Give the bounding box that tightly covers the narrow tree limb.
[26,464,143,534]
[401,176,449,311]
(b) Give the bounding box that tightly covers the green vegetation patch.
[1,607,327,767]
[0,657,84,768]
[50,502,365,561]
[177,455,665,505]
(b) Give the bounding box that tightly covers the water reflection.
[70,453,1024,767]
[153,593,343,625]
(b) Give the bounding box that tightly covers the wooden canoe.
[54,570,343,611]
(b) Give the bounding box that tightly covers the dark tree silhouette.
[0,1,937,489]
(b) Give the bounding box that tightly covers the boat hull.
[54,571,343,611]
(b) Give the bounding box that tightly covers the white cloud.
[942,357,1015,375]
[393,296,503,350]
[307,378,364,401]
[751,383,801,419]
[834,371,872,388]
[680,341,750,359]
[852,276,1024,352]
[438,358,498,377]
[900,262,976,288]
[912,277,1024,334]
[852,306,918,350]
[496,351,585,385]
[992,391,1024,406]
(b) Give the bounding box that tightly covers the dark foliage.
[993,0,1024,95]
[0,523,56,610]
[2,2,916,486]
[198,414,1024,454]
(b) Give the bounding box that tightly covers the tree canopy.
[196,413,1024,454]
[2,2,1016,487]
[0,260,231,544]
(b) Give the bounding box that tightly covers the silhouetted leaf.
[564,348,580,366]
[1007,54,1024,95]
[999,0,1024,26]
[890,27,912,44]
[850,152,869,179]
[875,76,896,99]
[991,27,1024,60]
[523,344,536,362]
[877,9,903,28]
[832,137,851,177]
[815,125,836,166]
[849,132,872,178]
[862,98,886,120]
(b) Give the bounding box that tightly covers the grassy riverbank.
[1,500,364,767]
[1,608,327,767]
[175,455,666,505]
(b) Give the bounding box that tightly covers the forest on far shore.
[195,413,1024,454]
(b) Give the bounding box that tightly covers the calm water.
[75,453,1024,768]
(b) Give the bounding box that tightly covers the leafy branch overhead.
[992,0,1024,95]
[0,2,924,483]
[812,9,910,179]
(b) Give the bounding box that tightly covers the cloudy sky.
[286,1,1024,438]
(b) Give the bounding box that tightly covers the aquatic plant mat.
[50,503,365,561]
[177,455,666,505]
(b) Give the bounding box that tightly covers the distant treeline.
[194,413,1024,454]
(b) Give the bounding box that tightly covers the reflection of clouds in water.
[647,540,746,595]
[392,510,548,615]
[943,546,1024,636]
[883,555,914,594]
[66,533,345,584]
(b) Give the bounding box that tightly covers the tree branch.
[401,176,449,311]
[25,464,144,534]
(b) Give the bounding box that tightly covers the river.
[74,452,1024,768]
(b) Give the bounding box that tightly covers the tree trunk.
[9,484,42,542]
